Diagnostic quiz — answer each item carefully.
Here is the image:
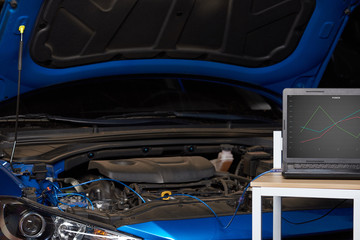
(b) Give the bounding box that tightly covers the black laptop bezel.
[282,88,360,179]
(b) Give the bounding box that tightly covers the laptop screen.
[283,88,360,161]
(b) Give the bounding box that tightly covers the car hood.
[0,0,359,102]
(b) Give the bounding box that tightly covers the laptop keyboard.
[294,163,360,170]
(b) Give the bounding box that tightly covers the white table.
[251,172,360,240]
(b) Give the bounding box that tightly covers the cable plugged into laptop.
[224,168,281,229]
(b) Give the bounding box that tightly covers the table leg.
[354,196,360,240]
[252,187,262,240]
[273,196,281,240]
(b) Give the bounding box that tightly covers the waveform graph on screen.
[299,106,360,144]
[287,95,360,159]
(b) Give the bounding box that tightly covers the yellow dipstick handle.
[18,25,25,42]
[18,25,25,34]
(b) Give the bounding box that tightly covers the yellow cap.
[161,191,172,201]
[18,25,25,34]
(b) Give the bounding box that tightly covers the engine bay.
[10,144,273,225]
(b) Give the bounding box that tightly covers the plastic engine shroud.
[88,156,215,183]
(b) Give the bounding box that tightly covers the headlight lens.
[53,216,86,240]
[52,216,136,240]
[19,212,46,238]
[0,197,141,240]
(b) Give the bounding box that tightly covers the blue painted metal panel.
[0,161,23,196]
[53,160,65,178]
[118,208,353,240]
[0,0,359,101]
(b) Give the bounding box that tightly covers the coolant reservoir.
[211,145,234,172]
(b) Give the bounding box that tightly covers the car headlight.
[0,197,141,240]
[19,212,46,238]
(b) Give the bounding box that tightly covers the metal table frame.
[251,131,360,240]
[251,175,360,240]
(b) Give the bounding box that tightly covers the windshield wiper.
[174,112,275,123]
[100,111,277,123]
[0,113,192,126]
[0,114,51,121]
[0,112,276,127]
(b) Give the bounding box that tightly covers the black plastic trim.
[30,0,316,68]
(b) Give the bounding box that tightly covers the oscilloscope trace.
[287,95,360,159]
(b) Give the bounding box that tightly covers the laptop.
[282,88,360,179]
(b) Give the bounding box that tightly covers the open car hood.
[0,0,359,101]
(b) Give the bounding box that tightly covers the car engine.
[11,144,273,225]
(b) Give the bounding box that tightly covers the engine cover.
[88,156,215,183]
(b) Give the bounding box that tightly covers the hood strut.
[10,25,26,171]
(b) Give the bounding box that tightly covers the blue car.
[0,0,358,239]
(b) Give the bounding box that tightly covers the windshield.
[0,75,281,122]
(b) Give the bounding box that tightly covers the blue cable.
[59,178,146,203]
[44,191,58,206]
[50,182,62,193]
[46,182,95,210]
[47,170,279,226]
[223,169,278,229]
[57,206,64,212]
[57,192,95,210]
[158,193,224,227]
[155,170,279,229]
[172,194,220,219]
